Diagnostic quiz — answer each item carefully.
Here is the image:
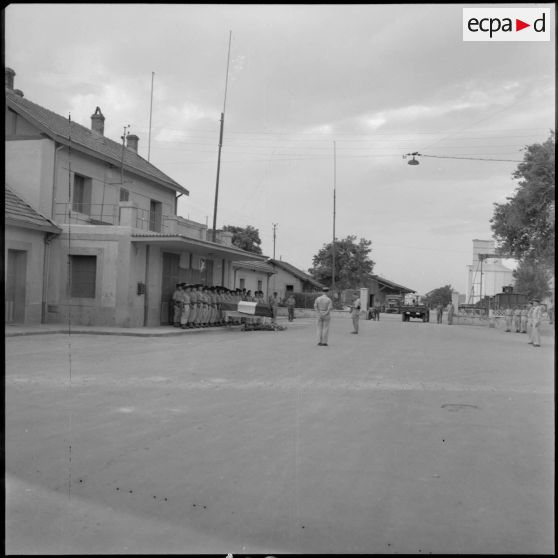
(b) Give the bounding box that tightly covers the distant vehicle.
[401,302,430,322]
[384,294,403,313]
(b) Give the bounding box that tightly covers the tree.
[423,285,453,308]
[222,225,263,254]
[512,258,552,301]
[308,235,375,290]
[490,131,555,269]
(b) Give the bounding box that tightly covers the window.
[70,255,97,298]
[72,174,92,215]
[239,278,245,290]
[257,280,263,291]
[149,200,162,232]
[119,188,130,202]
[286,284,294,292]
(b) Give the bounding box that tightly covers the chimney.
[5,67,15,90]
[90,106,105,135]
[126,134,139,152]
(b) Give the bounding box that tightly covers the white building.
[466,239,516,304]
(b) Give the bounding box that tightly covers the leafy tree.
[423,285,453,308]
[512,257,552,301]
[490,131,555,269]
[308,235,375,290]
[222,225,263,254]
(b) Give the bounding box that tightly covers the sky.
[4,3,555,295]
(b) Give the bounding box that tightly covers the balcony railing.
[54,203,170,233]
[55,203,119,226]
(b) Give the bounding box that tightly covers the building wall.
[233,269,271,296]
[50,149,177,230]
[5,225,47,324]
[268,267,303,298]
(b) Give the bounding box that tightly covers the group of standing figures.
[171,284,281,329]
[503,299,544,347]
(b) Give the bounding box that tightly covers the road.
[5,314,555,554]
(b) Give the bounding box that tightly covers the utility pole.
[211,31,232,243]
[332,141,336,295]
[272,223,278,259]
[120,124,130,185]
[147,72,154,162]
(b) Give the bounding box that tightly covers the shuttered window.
[70,255,97,298]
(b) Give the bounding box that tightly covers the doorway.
[6,250,27,323]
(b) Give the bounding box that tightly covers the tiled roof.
[371,274,415,293]
[6,88,188,196]
[5,186,62,233]
[232,260,277,274]
[267,258,325,288]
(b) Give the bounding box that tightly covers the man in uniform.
[504,306,513,332]
[286,293,296,322]
[350,293,361,334]
[180,284,191,329]
[520,303,530,334]
[530,299,542,347]
[171,283,183,327]
[436,303,443,324]
[269,291,280,324]
[208,286,217,326]
[513,306,522,333]
[314,286,333,346]
[199,286,209,327]
[447,302,454,325]
[526,301,535,343]
[188,284,199,328]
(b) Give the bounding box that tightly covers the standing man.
[520,303,530,334]
[350,293,361,334]
[269,291,280,324]
[314,287,333,346]
[180,284,191,329]
[436,303,443,324]
[513,306,522,333]
[504,306,513,332]
[286,293,296,322]
[171,283,183,327]
[527,301,535,343]
[447,302,454,325]
[530,299,542,347]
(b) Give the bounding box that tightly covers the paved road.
[5,315,554,554]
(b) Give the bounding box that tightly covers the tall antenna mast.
[332,141,336,294]
[272,223,278,259]
[148,72,155,162]
[211,30,232,243]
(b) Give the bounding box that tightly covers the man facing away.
[286,293,296,322]
[269,291,280,324]
[350,293,361,334]
[530,299,542,347]
[314,287,333,346]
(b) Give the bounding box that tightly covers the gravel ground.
[5,315,555,554]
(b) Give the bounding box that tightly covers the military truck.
[401,303,430,322]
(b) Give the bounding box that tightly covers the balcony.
[53,203,236,245]
[54,202,170,233]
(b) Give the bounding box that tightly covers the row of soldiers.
[503,300,543,346]
[171,284,268,328]
[503,302,536,334]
